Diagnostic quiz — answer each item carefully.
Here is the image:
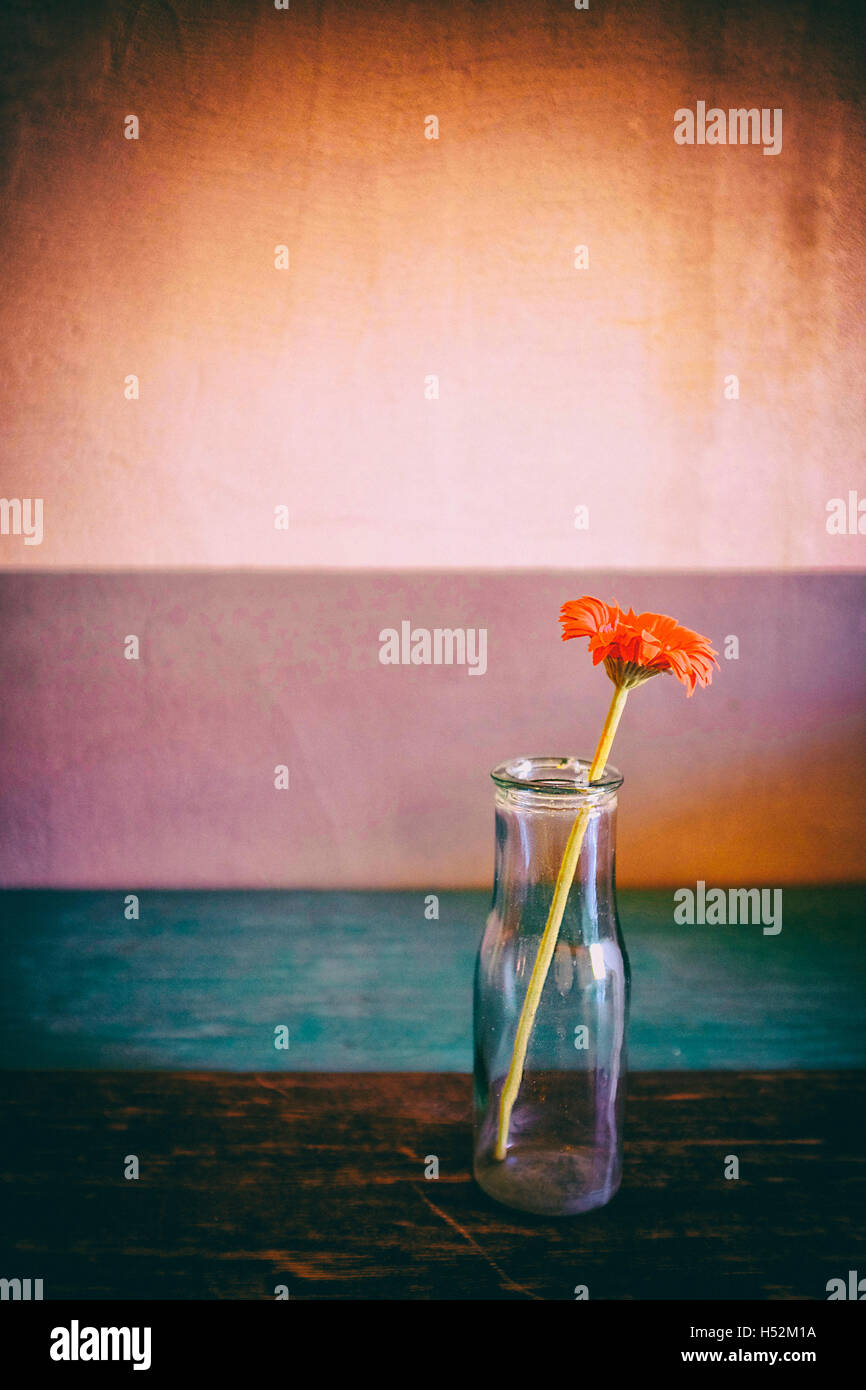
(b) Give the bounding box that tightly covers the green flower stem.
[493,682,630,1162]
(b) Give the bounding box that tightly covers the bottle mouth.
[490,755,623,798]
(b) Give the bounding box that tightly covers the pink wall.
[1,5,863,887]
[1,0,864,572]
[1,571,862,888]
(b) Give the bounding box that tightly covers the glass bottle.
[473,755,630,1216]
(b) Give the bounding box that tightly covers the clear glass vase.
[473,755,630,1216]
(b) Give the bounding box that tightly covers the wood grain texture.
[1,1071,863,1300]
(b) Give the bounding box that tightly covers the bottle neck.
[492,793,619,930]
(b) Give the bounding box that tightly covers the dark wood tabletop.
[1,1069,863,1301]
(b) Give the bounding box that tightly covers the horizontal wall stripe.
[0,570,863,887]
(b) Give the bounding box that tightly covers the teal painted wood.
[0,888,863,1071]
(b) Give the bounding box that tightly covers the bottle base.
[474,1149,622,1217]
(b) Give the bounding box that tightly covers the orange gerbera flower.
[559,595,718,695]
[494,592,717,1161]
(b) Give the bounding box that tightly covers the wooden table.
[2,888,864,1072]
[1,1070,862,1300]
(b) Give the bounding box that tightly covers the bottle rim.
[490,754,623,797]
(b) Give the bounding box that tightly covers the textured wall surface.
[1,0,864,570]
[1,1,863,889]
[1,571,863,888]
